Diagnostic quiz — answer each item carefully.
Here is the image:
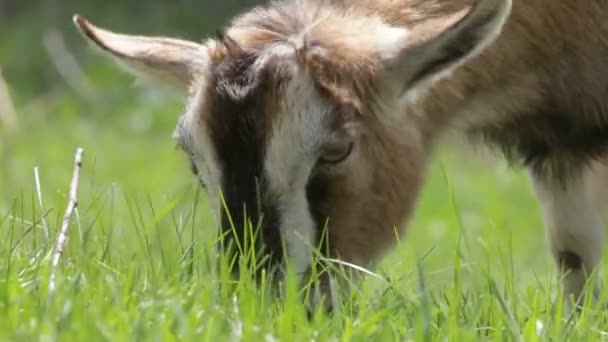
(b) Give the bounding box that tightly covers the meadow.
[1,2,607,340]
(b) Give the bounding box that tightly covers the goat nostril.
[558,251,583,271]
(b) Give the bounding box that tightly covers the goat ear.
[385,0,511,98]
[73,14,207,93]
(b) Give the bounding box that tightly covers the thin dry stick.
[34,166,50,239]
[48,148,84,296]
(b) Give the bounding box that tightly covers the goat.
[73,0,608,310]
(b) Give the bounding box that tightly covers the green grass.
[2,6,608,341]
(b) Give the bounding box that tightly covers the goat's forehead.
[177,50,332,170]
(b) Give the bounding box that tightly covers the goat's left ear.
[384,0,511,97]
[73,14,208,94]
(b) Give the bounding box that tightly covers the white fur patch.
[179,79,223,227]
[529,170,604,296]
[264,68,331,275]
[372,24,410,61]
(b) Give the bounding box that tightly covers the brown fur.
[423,0,608,179]
[224,0,608,179]
[218,0,608,257]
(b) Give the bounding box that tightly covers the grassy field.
[1,4,608,341]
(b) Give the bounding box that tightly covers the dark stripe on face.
[206,49,284,274]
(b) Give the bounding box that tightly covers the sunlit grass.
[2,128,608,340]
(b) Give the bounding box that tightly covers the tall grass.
[2,140,607,340]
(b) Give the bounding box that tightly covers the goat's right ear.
[73,14,208,94]
[380,0,511,100]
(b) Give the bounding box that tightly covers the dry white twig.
[48,148,84,296]
[34,166,50,239]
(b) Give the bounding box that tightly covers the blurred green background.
[0,0,262,196]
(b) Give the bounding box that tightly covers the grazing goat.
[73,0,608,310]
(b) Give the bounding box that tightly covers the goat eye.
[319,142,353,164]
